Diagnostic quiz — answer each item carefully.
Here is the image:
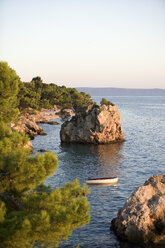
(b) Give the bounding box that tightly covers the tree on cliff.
[100,98,115,106]
[0,62,90,248]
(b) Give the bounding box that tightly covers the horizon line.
[76,87,165,90]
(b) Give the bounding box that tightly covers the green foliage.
[18,79,93,113]
[0,62,90,247]
[0,62,19,123]
[0,201,6,222]
[0,179,90,248]
[100,97,115,106]
[18,81,42,110]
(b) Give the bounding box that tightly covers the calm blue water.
[32,96,165,248]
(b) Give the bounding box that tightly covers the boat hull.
[86,177,118,185]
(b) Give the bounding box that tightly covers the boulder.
[60,105,125,144]
[47,121,59,125]
[24,141,33,152]
[111,174,165,246]
[11,118,43,139]
[11,110,48,139]
[39,131,47,136]
[25,119,43,137]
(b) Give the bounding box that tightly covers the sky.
[0,0,165,89]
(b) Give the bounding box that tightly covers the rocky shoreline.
[111,174,165,247]
[11,110,47,139]
[41,107,75,120]
[41,109,60,120]
[10,109,60,151]
[10,107,76,150]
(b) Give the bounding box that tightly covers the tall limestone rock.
[60,104,125,144]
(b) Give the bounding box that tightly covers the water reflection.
[60,143,124,166]
[90,143,124,176]
[88,183,118,189]
[119,241,162,248]
[57,143,125,185]
[91,143,124,164]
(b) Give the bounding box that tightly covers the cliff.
[60,105,125,144]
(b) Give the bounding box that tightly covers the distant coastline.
[77,87,165,96]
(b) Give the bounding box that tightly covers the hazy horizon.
[77,86,165,90]
[1,0,165,89]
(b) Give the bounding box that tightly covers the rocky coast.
[10,109,60,151]
[111,174,165,247]
[11,109,60,139]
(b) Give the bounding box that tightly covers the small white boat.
[86,176,118,185]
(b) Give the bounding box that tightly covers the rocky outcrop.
[60,105,125,144]
[11,117,44,139]
[11,110,48,139]
[111,174,165,246]
[26,109,48,123]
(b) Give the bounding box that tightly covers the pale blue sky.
[1,0,165,88]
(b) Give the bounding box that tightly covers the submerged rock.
[47,121,59,125]
[60,105,125,144]
[111,174,165,246]
[38,120,59,125]
[37,149,47,153]
[39,131,47,136]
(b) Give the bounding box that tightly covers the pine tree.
[100,97,115,106]
[0,62,90,248]
[0,62,19,123]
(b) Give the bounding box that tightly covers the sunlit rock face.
[111,174,165,246]
[60,105,125,144]
[24,140,33,152]
[11,109,48,139]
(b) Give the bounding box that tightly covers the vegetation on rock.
[0,62,90,248]
[100,98,115,106]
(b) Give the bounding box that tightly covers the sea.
[31,96,165,248]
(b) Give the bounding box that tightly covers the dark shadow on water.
[60,143,124,164]
[60,143,125,179]
[90,143,124,175]
[119,241,164,248]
